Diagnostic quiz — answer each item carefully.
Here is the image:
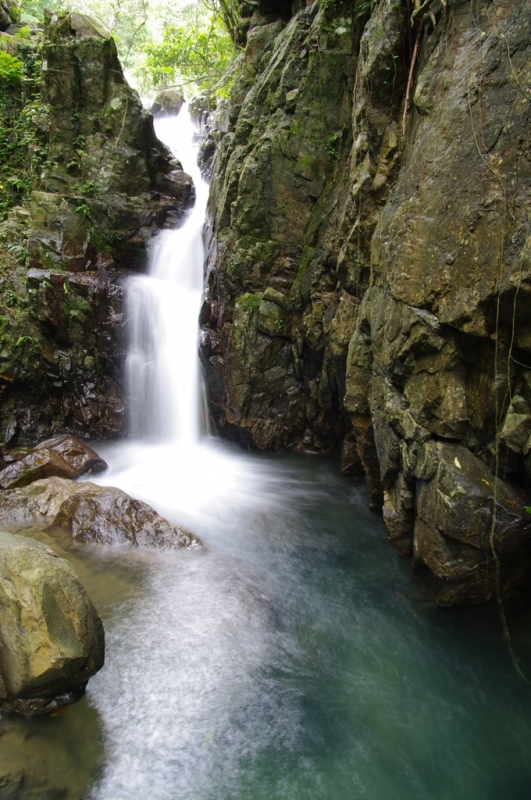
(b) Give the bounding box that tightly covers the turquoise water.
[3,445,530,799]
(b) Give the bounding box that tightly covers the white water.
[85,110,310,799]
[126,112,207,445]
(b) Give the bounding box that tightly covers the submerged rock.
[0,530,104,716]
[0,435,107,489]
[0,477,200,549]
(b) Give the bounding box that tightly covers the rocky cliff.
[201,0,531,604]
[0,13,193,444]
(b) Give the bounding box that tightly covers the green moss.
[236,292,262,311]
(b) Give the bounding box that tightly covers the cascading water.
[5,109,531,800]
[125,111,207,444]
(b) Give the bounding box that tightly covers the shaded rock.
[413,442,531,605]
[0,530,104,716]
[0,13,195,445]
[202,0,531,604]
[0,477,200,549]
[201,0,358,452]
[0,0,16,30]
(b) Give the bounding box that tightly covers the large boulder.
[0,435,107,489]
[0,530,104,716]
[0,477,200,549]
[152,88,185,117]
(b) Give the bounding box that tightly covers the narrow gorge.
[1,1,531,798]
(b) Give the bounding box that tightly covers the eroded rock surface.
[0,476,200,549]
[0,530,104,715]
[203,0,531,603]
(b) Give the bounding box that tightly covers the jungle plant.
[0,33,47,219]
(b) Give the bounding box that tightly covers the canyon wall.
[0,13,193,443]
[201,0,531,604]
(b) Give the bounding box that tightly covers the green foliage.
[18,0,239,99]
[0,51,23,87]
[73,180,96,196]
[74,203,91,219]
[7,242,28,264]
[15,334,33,346]
[0,30,47,219]
[327,132,340,159]
[142,8,235,97]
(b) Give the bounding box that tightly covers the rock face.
[0,530,104,715]
[0,13,194,444]
[202,0,531,603]
[0,434,107,488]
[0,476,200,549]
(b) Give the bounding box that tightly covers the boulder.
[0,477,200,549]
[33,434,107,474]
[0,530,104,716]
[0,435,107,489]
[152,89,184,116]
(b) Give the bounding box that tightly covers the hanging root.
[402,17,423,136]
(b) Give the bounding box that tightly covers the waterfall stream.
[3,110,531,800]
[125,111,207,444]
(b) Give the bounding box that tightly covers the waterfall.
[88,107,252,527]
[125,109,208,446]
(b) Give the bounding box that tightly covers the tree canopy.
[19,0,238,98]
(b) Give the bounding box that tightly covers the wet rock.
[0,477,200,549]
[0,435,107,488]
[34,434,107,474]
[413,442,531,606]
[0,450,79,489]
[152,88,184,117]
[0,530,104,716]
[203,0,531,603]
